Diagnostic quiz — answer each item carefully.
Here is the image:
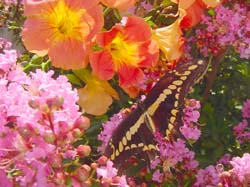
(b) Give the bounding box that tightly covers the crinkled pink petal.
[48,39,87,69]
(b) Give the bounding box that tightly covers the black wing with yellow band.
[104,60,209,167]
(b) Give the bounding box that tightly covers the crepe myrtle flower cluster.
[190,2,250,58]
[0,46,94,186]
[194,153,250,186]
[180,99,202,141]
[233,99,250,144]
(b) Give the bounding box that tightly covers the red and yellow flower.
[22,0,103,69]
[89,16,159,95]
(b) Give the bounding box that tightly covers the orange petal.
[24,0,57,16]
[48,39,87,69]
[89,51,115,80]
[22,18,51,56]
[125,16,151,42]
[101,0,137,10]
[82,4,104,41]
[180,1,204,28]
[121,85,140,98]
[65,0,100,10]
[138,40,159,67]
[117,65,144,87]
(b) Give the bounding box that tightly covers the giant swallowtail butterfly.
[104,60,209,168]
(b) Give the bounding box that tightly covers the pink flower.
[97,160,117,178]
[0,50,18,73]
[195,165,220,186]
[0,170,12,187]
[152,169,163,183]
[230,153,250,182]
[242,99,250,118]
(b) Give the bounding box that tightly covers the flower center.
[108,34,140,70]
[45,0,84,42]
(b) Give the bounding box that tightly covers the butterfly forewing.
[104,60,209,168]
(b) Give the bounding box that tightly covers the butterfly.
[104,60,210,168]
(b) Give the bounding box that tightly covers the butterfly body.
[104,60,209,167]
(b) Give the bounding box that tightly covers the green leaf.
[66,73,82,86]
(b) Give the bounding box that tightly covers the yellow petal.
[202,0,221,8]
[152,9,186,63]
[77,74,119,115]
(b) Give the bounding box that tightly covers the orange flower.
[179,0,221,28]
[22,0,103,69]
[152,9,185,64]
[89,16,159,89]
[101,0,137,10]
[76,70,119,116]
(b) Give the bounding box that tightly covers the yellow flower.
[76,70,119,116]
[152,9,186,63]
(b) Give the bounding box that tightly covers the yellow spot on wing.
[163,89,172,95]
[171,109,178,116]
[122,137,127,146]
[143,145,149,151]
[175,93,180,99]
[170,116,176,124]
[168,85,177,90]
[126,131,131,141]
[188,65,198,70]
[168,123,174,131]
[180,76,187,80]
[173,80,183,86]
[115,149,119,157]
[138,143,144,147]
[131,144,137,149]
[119,142,123,152]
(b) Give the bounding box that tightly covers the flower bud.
[74,117,90,131]
[97,155,108,165]
[77,145,91,157]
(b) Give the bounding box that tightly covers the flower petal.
[138,40,159,67]
[125,16,151,42]
[22,18,51,56]
[90,51,115,80]
[48,39,87,69]
[117,65,144,87]
[77,86,112,116]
